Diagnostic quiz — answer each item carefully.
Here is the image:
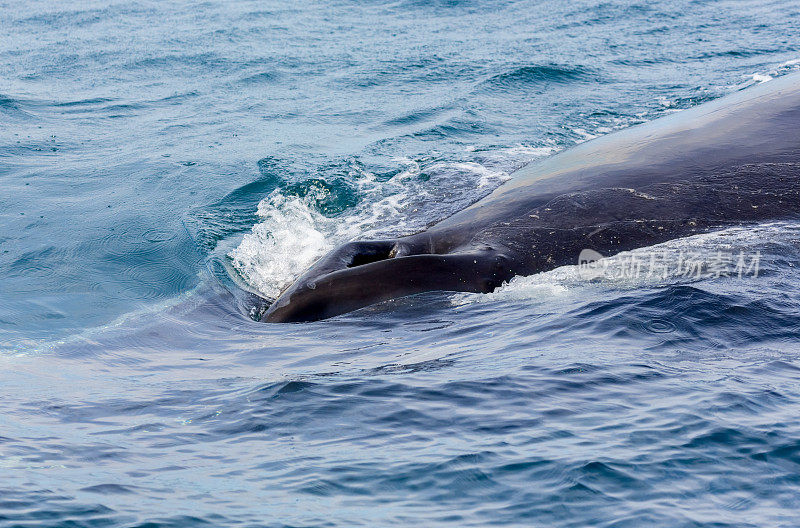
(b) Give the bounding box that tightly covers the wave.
[482,64,596,91]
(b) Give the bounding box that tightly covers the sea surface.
[2,0,800,526]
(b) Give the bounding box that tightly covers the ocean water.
[3,0,800,526]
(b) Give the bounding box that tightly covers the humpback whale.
[262,71,800,322]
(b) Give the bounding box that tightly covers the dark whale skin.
[262,72,800,323]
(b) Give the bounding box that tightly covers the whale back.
[263,73,800,322]
[470,161,800,274]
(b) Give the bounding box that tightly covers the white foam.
[494,145,559,157]
[744,59,800,88]
[571,127,598,142]
[657,96,675,108]
[229,194,334,299]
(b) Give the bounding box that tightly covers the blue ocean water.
[3,0,800,525]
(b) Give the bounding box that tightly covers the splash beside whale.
[261,71,800,323]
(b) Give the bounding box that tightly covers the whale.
[261,71,800,322]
